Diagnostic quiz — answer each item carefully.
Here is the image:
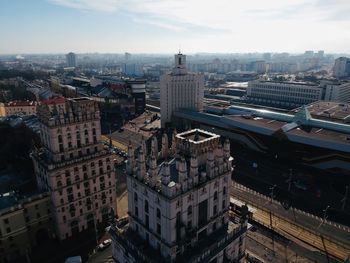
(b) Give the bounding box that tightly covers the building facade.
[66,52,77,68]
[0,191,53,263]
[32,97,116,240]
[247,80,323,109]
[160,53,204,127]
[0,101,39,117]
[333,57,350,78]
[110,129,247,263]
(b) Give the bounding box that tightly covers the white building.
[110,129,247,263]
[66,52,77,68]
[247,80,323,108]
[32,97,116,240]
[324,81,350,103]
[160,53,204,128]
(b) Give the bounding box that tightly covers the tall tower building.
[32,97,116,240]
[110,129,247,263]
[333,57,350,78]
[160,53,204,128]
[66,52,77,68]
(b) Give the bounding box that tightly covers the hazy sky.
[1,0,350,54]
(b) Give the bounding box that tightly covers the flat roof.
[294,101,350,123]
[177,129,220,143]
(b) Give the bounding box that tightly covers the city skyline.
[1,0,350,54]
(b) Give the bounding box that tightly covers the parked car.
[98,239,112,250]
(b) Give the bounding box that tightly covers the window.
[156,208,161,219]
[223,186,226,195]
[157,223,161,235]
[187,220,192,229]
[214,191,218,201]
[222,200,226,210]
[135,206,138,216]
[134,193,138,202]
[4,218,9,224]
[145,200,149,213]
[187,205,192,216]
[145,215,149,228]
[6,227,11,233]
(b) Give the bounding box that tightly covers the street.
[87,245,113,263]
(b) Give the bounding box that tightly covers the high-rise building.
[32,97,116,240]
[66,52,77,68]
[110,129,247,263]
[160,53,204,128]
[333,57,350,78]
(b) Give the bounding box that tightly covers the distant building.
[91,76,146,116]
[247,80,323,108]
[32,97,116,240]
[0,191,53,263]
[333,57,350,78]
[252,60,267,74]
[121,63,143,76]
[0,100,39,117]
[246,80,350,108]
[160,53,204,127]
[110,129,247,263]
[66,52,77,68]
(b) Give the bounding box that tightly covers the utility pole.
[269,184,277,204]
[269,184,277,257]
[341,185,348,211]
[318,205,330,228]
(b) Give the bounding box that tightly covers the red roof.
[41,96,65,105]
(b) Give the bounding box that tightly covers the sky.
[1,0,350,54]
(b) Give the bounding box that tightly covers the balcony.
[32,150,110,171]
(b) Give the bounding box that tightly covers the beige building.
[0,100,39,117]
[160,53,204,128]
[0,191,53,263]
[111,129,247,263]
[32,97,116,240]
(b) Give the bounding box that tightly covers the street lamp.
[269,184,277,204]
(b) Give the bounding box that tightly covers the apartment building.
[32,97,116,240]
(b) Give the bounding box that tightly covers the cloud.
[47,0,350,53]
[49,0,121,12]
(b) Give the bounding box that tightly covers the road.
[231,182,350,261]
[87,246,113,263]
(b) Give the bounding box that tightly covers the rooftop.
[177,129,219,143]
[41,96,65,105]
[4,100,39,107]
